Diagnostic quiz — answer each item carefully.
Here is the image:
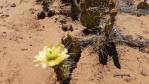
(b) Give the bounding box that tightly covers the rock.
[47,10,55,17]
[37,11,45,19]
[37,10,55,19]
[0,14,9,19]
[11,3,16,7]
[61,24,73,31]
[59,19,67,24]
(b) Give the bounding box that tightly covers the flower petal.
[34,44,70,68]
[42,64,47,68]
[52,44,65,54]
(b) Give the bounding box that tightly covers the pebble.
[11,3,16,7]
[37,11,45,19]
[47,10,55,17]
[61,24,73,31]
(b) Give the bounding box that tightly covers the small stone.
[61,24,73,31]
[59,19,66,24]
[47,10,55,17]
[29,45,32,46]
[11,3,16,7]
[0,6,3,8]
[0,15,9,19]
[2,32,6,34]
[37,11,45,19]
[21,48,28,51]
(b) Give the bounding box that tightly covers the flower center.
[47,50,58,60]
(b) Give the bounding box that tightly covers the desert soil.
[0,0,149,84]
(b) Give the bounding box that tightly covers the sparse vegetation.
[33,0,149,83]
[1,0,149,84]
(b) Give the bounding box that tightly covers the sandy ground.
[0,0,149,84]
[0,0,62,84]
[116,13,149,39]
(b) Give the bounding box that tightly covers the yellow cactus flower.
[34,44,70,68]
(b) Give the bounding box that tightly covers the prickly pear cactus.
[79,0,109,29]
[55,34,81,84]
